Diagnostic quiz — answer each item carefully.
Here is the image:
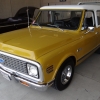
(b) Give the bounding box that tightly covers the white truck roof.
[40,5,100,11]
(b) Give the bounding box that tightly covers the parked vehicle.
[0,2,100,91]
[0,7,38,33]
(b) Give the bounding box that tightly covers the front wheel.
[54,59,74,91]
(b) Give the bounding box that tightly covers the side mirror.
[85,27,94,34]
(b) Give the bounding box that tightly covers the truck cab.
[0,2,100,91]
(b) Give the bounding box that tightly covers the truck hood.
[0,28,78,60]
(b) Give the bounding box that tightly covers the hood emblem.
[0,58,4,63]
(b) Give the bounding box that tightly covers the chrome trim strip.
[0,64,38,83]
[15,77,49,91]
[0,51,43,82]
[0,68,52,91]
[77,44,100,62]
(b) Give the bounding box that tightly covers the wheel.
[54,59,74,91]
[95,47,100,54]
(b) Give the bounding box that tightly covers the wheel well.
[53,56,76,90]
[64,56,76,66]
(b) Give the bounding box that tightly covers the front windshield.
[32,10,83,30]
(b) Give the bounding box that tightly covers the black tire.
[54,58,74,91]
[95,47,100,54]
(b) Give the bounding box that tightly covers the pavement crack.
[85,89,88,92]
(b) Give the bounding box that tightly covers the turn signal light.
[20,81,29,87]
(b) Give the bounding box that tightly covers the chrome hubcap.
[61,65,72,85]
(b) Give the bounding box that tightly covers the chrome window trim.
[0,51,44,82]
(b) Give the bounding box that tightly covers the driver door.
[81,10,98,56]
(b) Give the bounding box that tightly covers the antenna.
[26,6,32,37]
[27,6,30,28]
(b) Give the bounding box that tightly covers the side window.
[97,10,100,25]
[85,11,95,27]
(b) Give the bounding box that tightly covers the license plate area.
[0,70,11,81]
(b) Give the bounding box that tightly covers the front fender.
[37,44,78,83]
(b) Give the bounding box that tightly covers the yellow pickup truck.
[0,2,100,91]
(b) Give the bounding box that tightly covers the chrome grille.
[0,53,28,74]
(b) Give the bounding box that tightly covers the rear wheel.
[54,59,74,91]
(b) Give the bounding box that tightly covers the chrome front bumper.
[0,68,53,91]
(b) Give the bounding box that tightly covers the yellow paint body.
[0,10,99,83]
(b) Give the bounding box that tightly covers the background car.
[0,6,38,33]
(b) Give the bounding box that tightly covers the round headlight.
[27,64,38,78]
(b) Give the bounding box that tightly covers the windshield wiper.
[32,23,41,28]
[47,24,63,31]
